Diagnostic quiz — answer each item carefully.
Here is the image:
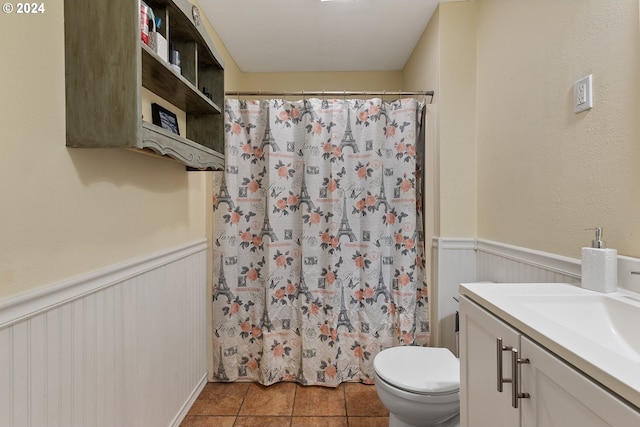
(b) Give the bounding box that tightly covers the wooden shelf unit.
[64,0,225,170]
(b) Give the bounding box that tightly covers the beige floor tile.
[348,416,390,427]
[179,415,236,427]
[344,382,389,417]
[292,384,346,416]
[238,382,297,416]
[234,416,292,427]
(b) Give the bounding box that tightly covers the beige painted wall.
[0,1,241,301]
[404,6,441,249]
[438,3,477,239]
[239,71,403,94]
[404,2,478,243]
[403,2,477,346]
[405,0,640,261]
[476,0,640,258]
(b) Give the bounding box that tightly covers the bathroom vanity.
[459,282,640,427]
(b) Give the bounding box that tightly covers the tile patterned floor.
[181,381,389,427]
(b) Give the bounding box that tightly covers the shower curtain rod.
[225,90,434,103]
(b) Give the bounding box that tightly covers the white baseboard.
[170,373,208,427]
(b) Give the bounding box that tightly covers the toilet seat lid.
[373,346,459,394]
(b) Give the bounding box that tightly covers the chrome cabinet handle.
[496,337,513,392]
[510,348,531,408]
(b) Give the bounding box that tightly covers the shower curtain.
[212,97,429,386]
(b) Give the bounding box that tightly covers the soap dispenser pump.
[581,227,617,293]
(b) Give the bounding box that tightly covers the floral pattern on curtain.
[212,97,429,387]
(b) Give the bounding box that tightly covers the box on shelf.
[149,32,168,62]
[140,1,149,45]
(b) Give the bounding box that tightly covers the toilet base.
[389,412,460,427]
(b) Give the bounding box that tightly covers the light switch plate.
[574,74,593,113]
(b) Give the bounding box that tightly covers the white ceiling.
[199,0,455,73]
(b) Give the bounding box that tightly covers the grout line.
[233,383,251,426]
[343,383,349,424]
[288,384,298,427]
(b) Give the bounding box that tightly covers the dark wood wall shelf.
[64,0,225,170]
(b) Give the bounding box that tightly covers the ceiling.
[199,0,457,73]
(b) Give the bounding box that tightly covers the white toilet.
[373,346,460,427]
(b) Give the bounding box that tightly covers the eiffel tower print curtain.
[212,97,429,386]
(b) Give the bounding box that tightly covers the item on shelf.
[151,103,180,135]
[139,1,149,45]
[149,32,168,62]
[147,10,168,61]
[170,44,181,74]
[191,5,201,27]
[170,44,181,66]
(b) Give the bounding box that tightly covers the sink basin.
[460,282,640,409]
[516,294,640,363]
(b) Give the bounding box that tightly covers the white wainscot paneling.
[475,239,580,284]
[0,240,208,427]
[432,238,476,354]
[433,238,583,355]
[434,238,640,357]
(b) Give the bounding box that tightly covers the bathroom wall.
[476,0,640,259]
[403,1,478,346]
[0,1,241,425]
[0,0,240,301]
[402,0,640,346]
[239,70,403,94]
[411,0,640,262]
[404,1,477,242]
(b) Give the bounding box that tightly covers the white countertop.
[459,282,640,409]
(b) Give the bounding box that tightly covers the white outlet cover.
[574,74,593,113]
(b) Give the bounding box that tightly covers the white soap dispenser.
[581,227,617,293]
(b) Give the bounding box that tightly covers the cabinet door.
[460,296,521,427]
[521,337,639,427]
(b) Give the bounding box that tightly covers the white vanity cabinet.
[460,295,639,427]
[460,295,520,427]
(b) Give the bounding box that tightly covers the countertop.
[459,282,640,409]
